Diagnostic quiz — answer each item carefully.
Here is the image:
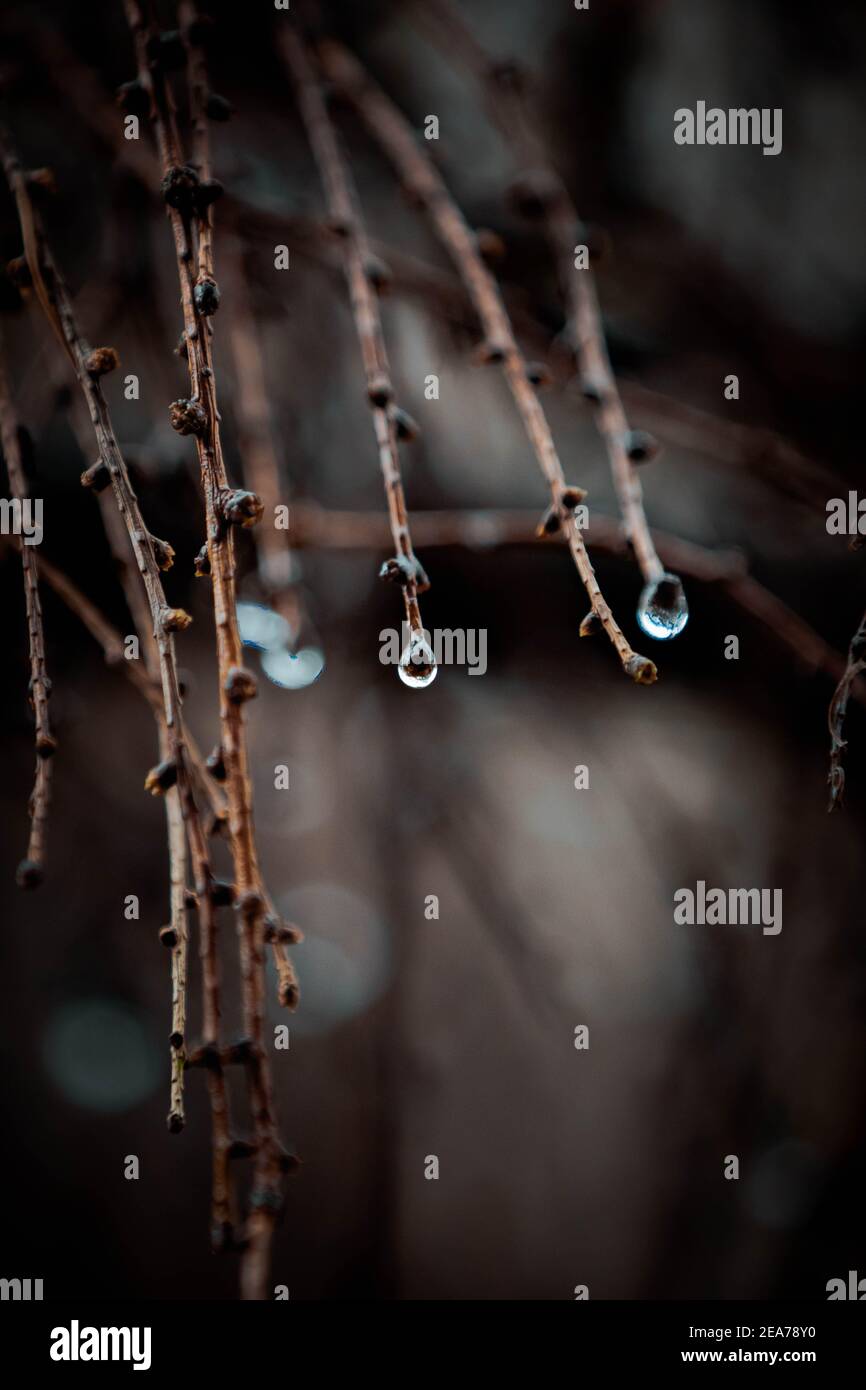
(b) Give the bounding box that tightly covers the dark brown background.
[0,0,864,1299]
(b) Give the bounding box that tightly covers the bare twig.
[66,397,191,1130]
[0,335,55,888]
[279,25,436,684]
[123,0,289,1295]
[317,39,656,683]
[407,0,795,598]
[0,123,235,1238]
[289,503,860,697]
[236,200,837,510]
[219,230,301,612]
[18,11,833,513]
[827,604,866,808]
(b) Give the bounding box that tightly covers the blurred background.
[1,0,865,1300]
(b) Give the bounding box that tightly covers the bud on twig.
[220,488,264,528]
[364,255,392,293]
[264,915,304,945]
[161,607,193,633]
[206,746,227,782]
[85,347,119,377]
[225,666,257,704]
[16,858,43,890]
[81,459,111,492]
[367,373,393,408]
[145,758,178,795]
[36,733,58,759]
[390,405,420,442]
[169,397,207,436]
[161,163,200,214]
[150,535,175,572]
[473,339,507,365]
[578,374,605,405]
[475,227,506,263]
[625,653,658,685]
[536,504,562,537]
[525,361,552,388]
[194,277,221,316]
[623,429,660,465]
[560,486,587,510]
[379,553,430,592]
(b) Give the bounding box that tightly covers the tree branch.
[316,38,656,683]
[0,335,55,888]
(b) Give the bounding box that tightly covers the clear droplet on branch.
[398,634,438,688]
[636,572,688,641]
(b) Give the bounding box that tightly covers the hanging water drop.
[398,633,438,688]
[636,572,688,641]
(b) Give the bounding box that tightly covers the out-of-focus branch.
[0,121,232,1211]
[827,604,866,808]
[65,396,191,1127]
[0,334,55,889]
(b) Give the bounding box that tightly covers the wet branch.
[317,39,656,683]
[279,25,435,682]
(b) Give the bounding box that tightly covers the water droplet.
[261,644,326,689]
[398,634,438,688]
[636,572,688,641]
[237,601,291,652]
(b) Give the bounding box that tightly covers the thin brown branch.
[178,0,215,292]
[289,503,860,698]
[827,604,866,808]
[0,330,56,888]
[0,123,235,1237]
[19,10,832,513]
[66,397,191,1129]
[278,24,435,683]
[409,0,746,595]
[236,199,837,511]
[123,0,288,1295]
[216,230,305,1003]
[317,39,656,683]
